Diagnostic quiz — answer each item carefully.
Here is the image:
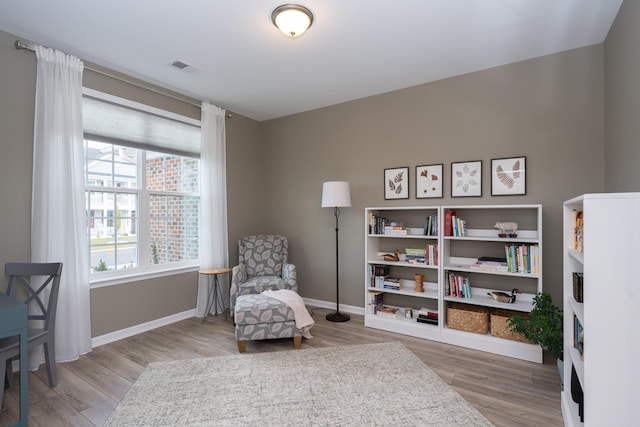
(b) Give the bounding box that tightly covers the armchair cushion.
[239,235,288,278]
[234,294,296,325]
[238,276,287,295]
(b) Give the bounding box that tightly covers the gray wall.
[0,29,266,337]
[0,32,35,268]
[262,45,606,307]
[605,0,640,191]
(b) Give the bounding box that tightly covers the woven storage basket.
[447,303,489,334]
[490,309,533,343]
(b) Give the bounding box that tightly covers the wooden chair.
[0,262,63,404]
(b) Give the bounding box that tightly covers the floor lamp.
[321,181,351,322]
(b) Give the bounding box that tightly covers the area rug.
[105,342,493,426]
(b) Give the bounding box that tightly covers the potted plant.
[508,292,563,367]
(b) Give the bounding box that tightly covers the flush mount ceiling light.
[271,4,314,39]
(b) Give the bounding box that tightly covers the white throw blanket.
[262,289,314,339]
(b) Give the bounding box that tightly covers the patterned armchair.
[230,235,297,311]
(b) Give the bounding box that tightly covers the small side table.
[200,268,232,323]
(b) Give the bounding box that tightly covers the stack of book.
[470,256,508,272]
[417,308,439,325]
[382,278,401,290]
[376,305,400,317]
[405,245,438,266]
[405,247,426,263]
[383,225,407,236]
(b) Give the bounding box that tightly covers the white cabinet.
[364,205,543,362]
[439,205,542,363]
[365,206,441,342]
[561,193,640,427]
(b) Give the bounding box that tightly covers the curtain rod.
[15,40,232,118]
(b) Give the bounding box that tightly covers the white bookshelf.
[561,193,640,426]
[364,205,543,363]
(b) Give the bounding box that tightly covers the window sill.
[90,265,200,289]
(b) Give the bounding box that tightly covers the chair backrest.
[5,262,63,332]
[238,235,288,278]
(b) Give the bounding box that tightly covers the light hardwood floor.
[0,307,563,426]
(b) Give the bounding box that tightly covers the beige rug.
[105,341,493,426]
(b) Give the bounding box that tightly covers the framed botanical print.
[451,160,482,197]
[416,164,443,198]
[384,167,409,200]
[491,156,526,196]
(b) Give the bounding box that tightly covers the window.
[83,90,201,279]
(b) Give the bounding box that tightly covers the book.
[470,262,508,272]
[417,313,438,321]
[383,279,401,290]
[444,210,455,236]
[444,271,471,299]
[423,214,438,236]
[405,248,427,256]
[376,305,399,317]
[417,317,438,325]
[572,272,583,302]
[574,314,584,355]
[477,256,508,264]
[368,212,376,234]
[504,244,539,273]
[368,291,384,314]
[384,228,407,236]
[573,210,584,252]
[418,307,439,318]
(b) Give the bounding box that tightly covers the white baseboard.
[303,298,365,316]
[92,309,196,347]
[91,299,364,348]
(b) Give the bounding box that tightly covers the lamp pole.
[327,206,350,322]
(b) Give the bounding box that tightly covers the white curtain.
[31,46,92,366]
[196,102,229,316]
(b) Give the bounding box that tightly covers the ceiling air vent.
[169,60,204,75]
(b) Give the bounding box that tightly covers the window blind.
[83,96,201,158]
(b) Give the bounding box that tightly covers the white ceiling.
[0,0,623,121]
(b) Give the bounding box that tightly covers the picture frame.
[416,164,443,199]
[451,160,482,197]
[384,167,409,200]
[491,156,526,196]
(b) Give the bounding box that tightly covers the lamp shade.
[321,181,352,208]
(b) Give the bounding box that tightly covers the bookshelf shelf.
[561,193,640,426]
[365,205,543,363]
[443,286,535,312]
[368,233,438,240]
[367,286,438,300]
[373,260,439,270]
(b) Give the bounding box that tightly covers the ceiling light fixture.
[271,4,314,39]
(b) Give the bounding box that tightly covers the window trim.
[84,88,202,287]
[90,265,200,289]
